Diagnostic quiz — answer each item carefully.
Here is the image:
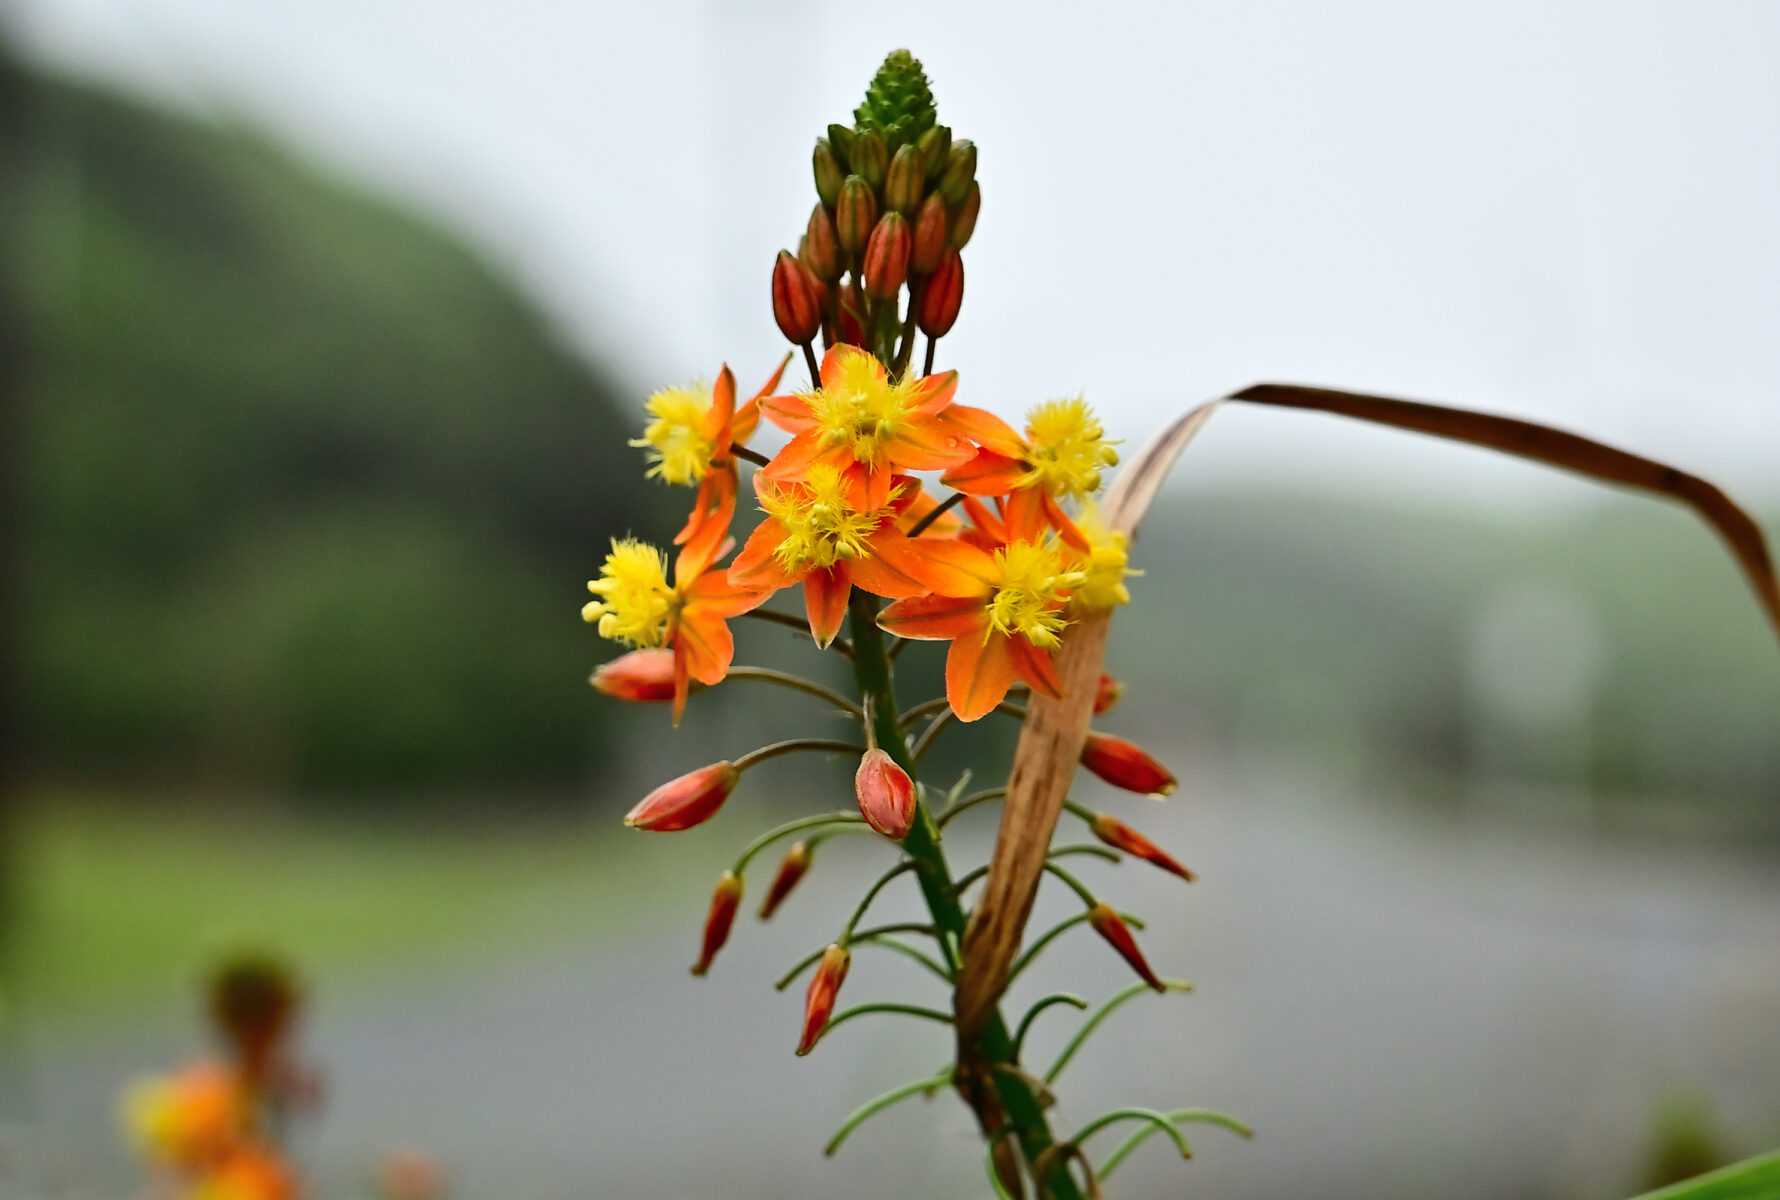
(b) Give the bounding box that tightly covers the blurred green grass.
[5,795,684,1027]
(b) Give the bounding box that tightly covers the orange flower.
[877,537,1084,721]
[584,535,772,722]
[192,1145,298,1200]
[728,466,985,647]
[757,344,974,510]
[124,1061,248,1170]
[632,357,791,577]
[941,396,1120,551]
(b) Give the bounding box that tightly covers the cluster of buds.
[774,49,976,364]
[124,954,311,1200]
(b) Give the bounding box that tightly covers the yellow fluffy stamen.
[805,353,918,468]
[1071,501,1139,610]
[1021,397,1120,501]
[760,464,883,573]
[985,539,1085,649]
[632,384,716,486]
[584,539,677,647]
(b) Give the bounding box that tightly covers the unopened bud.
[812,138,844,210]
[938,139,977,206]
[835,175,879,256]
[1093,673,1125,715]
[827,123,855,169]
[1079,732,1177,797]
[209,953,299,1082]
[590,648,677,703]
[911,193,949,274]
[885,144,925,216]
[949,181,981,250]
[1090,813,1195,881]
[692,871,743,976]
[862,212,912,301]
[772,250,821,346]
[796,944,851,1056]
[918,124,952,182]
[1088,902,1166,991]
[852,129,888,192]
[917,249,965,338]
[758,841,813,920]
[854,748,916,839]
[803,204,843,283]
[625,761,740,832]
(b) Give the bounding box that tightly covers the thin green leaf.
[1098,1108,1254,1180]
[1624,1147,1780,1200]
[1045,978,1193,1085]
[824,1071,952,1156]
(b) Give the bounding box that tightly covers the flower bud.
[862,212,912,301]
[758,840,813,920]
[918,124,952,182]
[835,175,879,256]
[590,648,677,702]
[1090,813,1195,881]
[772,250,821,346]
[812,138,844,210]
[885,144,925,216]
[802,204,843,283]
[827,123,855,169]
[625,761,740,832]
[852,129,888,192]
[917,249,964,337]
[836,300,865,349]
[1088,903,1166,991]
[691,871,743,976]
[854,748,916,839]
[1080,732,1176,797]
[910,193,949,274]
[949,180,980,250]
[1093,672,1124,715]
[938,139,977,206]
[796,943,851,1056]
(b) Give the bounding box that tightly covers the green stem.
[823,1001,954,1037]
[1007,910,1147,987]
[738,608,854,659]
[732,813,863,876]
[732,738,862,772]
[1045,979,1193,1086]
[724,666,865,720]
[1012,993,1089,1060]
[844,590,1084,1200]
[824,1071,952,1156]
[1071,1107,1192,1160]
[1097,1110,1254,1180]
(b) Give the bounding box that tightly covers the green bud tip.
[854,49,938,148]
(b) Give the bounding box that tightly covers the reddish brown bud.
[1088,902,1166,991]
[803,204,843,283]
[772,250,821,346]
[911,193,949,275]
[835,175,878,256]
[691,871,743,976]
[885,143,926,216]
[917,249,964,338]
[625,762,740,832]
[208,953,299,1082]
[590,648,677,703]
[1090,813,1195,881]
[796,944,851,1055]
[758,840,813,920]
[917,124,952,182]
[812,138,844,210]
[836,300,865,348]
[949,180,981,249]
[938,139,977,206]
[854,748,916,839]
[1093,673,1125,715]
[1080,732,1177,797]
[863,212,912,301]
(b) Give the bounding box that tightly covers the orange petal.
[942,405,1025,457]
[672,641,692,724]
[761,428,834,480]
[803,566,852,647]
[1003,487,1048,543]
[942,449,1028,496]
[686,569,775,619]
[731,397,763,446]
[821,343,881,391]
[961,495,1008,543]
[1006,635,1063,699]
[846,541,931,600]
[676,607,736,686]
[947,631,1019,722]
[752,351,793,400]
[876,532,998,597]
[674,471,720,545]
[878,593,989,641]
[885,416,975,472]
[730,518,799,589]
[1041,491,1090,554]
[906,369,959,414]
[702,365,737,440]
[674,530,733,586]
[758,392,817,434]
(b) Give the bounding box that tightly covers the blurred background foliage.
[7,57,1778,815]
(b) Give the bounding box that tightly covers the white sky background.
[11,0,1780,508]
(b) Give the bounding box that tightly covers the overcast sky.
[11,0,1780,507]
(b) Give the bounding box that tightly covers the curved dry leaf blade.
[954,402,1225,1035]
[1230,383,1780,643]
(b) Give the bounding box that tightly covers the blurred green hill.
[15,67,665,799]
